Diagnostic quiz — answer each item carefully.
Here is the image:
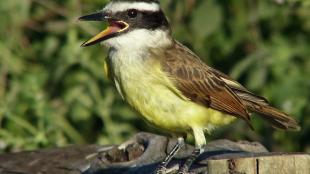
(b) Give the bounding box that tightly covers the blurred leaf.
[191,0,222,40]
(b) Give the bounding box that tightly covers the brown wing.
[161,41,251,126]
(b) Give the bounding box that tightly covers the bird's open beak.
[79,12,129,47]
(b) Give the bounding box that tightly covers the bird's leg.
[178,127,205,173]
[155,137,185,174]
[177,147,203,174]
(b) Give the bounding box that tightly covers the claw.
[177,147,202,173]
[155,137,185,174]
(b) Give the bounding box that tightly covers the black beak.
[79,11,129,47]
[79,11,110,21]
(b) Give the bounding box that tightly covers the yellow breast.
[106,51,235,134]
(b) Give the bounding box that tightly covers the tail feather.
[234,90,300,130]
[221,76,300,130]
[250,104,300,130]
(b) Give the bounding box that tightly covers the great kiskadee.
[79,0,300,173]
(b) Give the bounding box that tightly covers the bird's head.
[79,0,172,49]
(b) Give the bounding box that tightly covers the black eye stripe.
[113,10,169,30]
[138,10,169,29]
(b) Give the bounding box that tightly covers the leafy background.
[0,0,309,153]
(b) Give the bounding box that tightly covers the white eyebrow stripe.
[104,2,160,12]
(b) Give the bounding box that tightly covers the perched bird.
[79,0,300,173]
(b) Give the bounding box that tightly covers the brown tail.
[233,90,300,130]
[249,104,300,130]
[222,76,300,130]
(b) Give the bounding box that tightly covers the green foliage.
[0,0,309,153]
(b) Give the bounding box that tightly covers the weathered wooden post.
[0,133,309,174]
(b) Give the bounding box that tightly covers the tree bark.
[0,132,308,174]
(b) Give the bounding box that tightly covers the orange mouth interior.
[82,20,129,47]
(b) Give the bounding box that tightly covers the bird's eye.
[127,9,138,18]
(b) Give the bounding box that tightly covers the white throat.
[102,29,172,52]
[105,29,172,101]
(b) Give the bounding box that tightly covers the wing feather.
[162,41,251,125]
[159,41,299,130]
